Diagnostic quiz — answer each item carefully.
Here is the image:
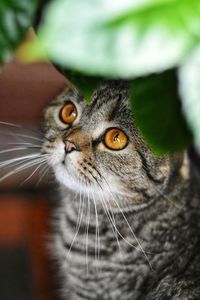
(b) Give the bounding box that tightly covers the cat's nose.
[64,140,79,154]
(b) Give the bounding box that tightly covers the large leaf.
[0,0,38,65]
[130,69,192,155]
[56,67,102,103]
[179,47,200,152]
[29,0,200,77]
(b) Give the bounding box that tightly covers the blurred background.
[1,1,200,299]
[0,57,67,300]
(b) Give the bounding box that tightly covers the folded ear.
[96,79,129,98]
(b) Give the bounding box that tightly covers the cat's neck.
[56,168,200,296]
[54,158,200,300]
[58,169,195,231]
[59,153,200,216]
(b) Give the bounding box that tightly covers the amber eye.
[104,128,128,150]
[60,102,77,124]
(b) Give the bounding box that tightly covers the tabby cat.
[42,80,200,300]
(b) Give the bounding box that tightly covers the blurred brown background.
[0,61,66,126]
[0,59,68,300]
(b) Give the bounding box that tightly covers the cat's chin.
[53,163,81,192]
[53,163,101,196]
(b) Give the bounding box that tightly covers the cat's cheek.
[45,141,65,167]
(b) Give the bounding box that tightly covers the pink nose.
[64,140,77,154]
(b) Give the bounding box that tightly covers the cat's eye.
[103,128,128,150]
[60,102,77,124]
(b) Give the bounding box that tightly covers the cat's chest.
[53,201,200,299]
[55,231,151,300]
[54,208,156,299]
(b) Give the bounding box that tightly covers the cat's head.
[42,80,184,211]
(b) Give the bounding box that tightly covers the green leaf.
[130,69,192,155]
[0,0,38,65]
[56,67,102,103]
[29,0,200,77]
[179,46,200,152]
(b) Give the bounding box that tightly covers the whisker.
[20,161,47,185]
[152,182,183,209]
[0,128,43,143]
[0,156,47,182]
[139,162,183,209]
[36,165,51,186]
[0,147,40,155]
[8,133,43,142]
[103,179,153,270]
[137,166,183,210]
[6,142,41,148]
[99,184,139,250]
[85,189,91,275]
[98,188,125,267]
[0,155,43,172]
[67,179,85,258]
[91,190,100,274]
[0,121,22,128]
[0,154,42,168]
[75,179,83,231]
[0,121,42,136]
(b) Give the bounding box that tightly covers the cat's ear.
[90,79,129,108]
[97,80,129,97]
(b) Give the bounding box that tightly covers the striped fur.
[42,80,200,299]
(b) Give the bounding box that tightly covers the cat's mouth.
[43,140,95,192]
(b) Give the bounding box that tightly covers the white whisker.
[6,142,41,148]
[67,179,85,258]
[36,165,51,186]
[0,155,43,172]
[0,128,43,143]
[20,161,47,185]
[0,156,47,182]
[0,154,41,168]
[85,189,91,275]
[0,147,39,155]
[0,121,42,136]
[99,188,125,266]
[0,121,21,128]
[103,179,153,270]
[9,133,43,142]
[91,189,100,274]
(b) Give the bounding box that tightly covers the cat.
[41,80,200,300]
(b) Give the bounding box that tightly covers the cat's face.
[42,80,183,211]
